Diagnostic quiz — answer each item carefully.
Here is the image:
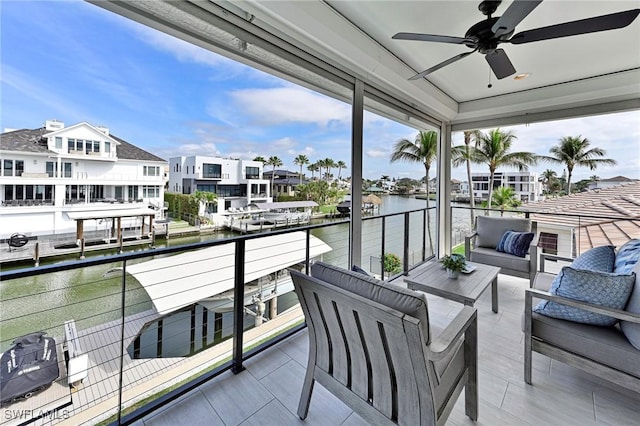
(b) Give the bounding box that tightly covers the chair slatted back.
[292,270,437,425]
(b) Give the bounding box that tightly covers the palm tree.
[266,156,283,198]
[540,169,557,194]
[293,154,309,184]
[391,130,438,253]
[452,130,480,226]
[336,160,347,181]
[323,158,336,182]
[539,136,616,194]
[308,162,319,180]
[473,128,538,210]
[489,186,522,214]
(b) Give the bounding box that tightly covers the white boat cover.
[126,231,331,315]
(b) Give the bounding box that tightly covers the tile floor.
[137,272,640,426]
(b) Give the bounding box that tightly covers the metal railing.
[0,206,435,425]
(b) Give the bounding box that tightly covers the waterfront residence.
[0,120,166,240]
[2,2,640,426]
[169,155,271,213]
[262,169,309,198]
[472,171,541,203]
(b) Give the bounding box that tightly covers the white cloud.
[366,149,389,158]
[228,87,352,126]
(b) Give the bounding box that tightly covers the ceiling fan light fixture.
[514,72,531,80]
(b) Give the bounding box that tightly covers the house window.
[143,165,160,176]
[3,160,12,176]
[68,139,75,152]
[143,186,159,198]
[2,160,23,176]
[128,186,139,200]
[246,166,260,179]
[104,142,111,154]
[76,139,84,152]
[46,161,56,177]
[63,162,72,178]
[203,163,222,178]
[55,137,62,149]
[93,141,100,153]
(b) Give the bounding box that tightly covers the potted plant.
[439,254,466,279]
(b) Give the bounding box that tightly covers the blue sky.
[1,1,638,182]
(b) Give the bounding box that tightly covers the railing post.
[305,229,311,275]
[422,209,427,261]
[381,217,386,279]
[232,240,246,374]
[117,260,127,425]
[403,212,410,274]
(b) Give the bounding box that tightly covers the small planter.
[447,268,460,279]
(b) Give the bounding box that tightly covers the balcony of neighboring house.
[2,206,639,425]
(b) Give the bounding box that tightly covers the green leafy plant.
[439,254,466,272]
[383,252,402,274]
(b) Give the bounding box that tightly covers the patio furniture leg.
[492,277,498,313]
[465,314,479,421]
[297,366,315,419]
[524,291,533,384]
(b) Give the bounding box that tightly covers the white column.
[349,79,364,268]
[437,123,452,257]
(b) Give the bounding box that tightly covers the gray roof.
[0,127,165,163]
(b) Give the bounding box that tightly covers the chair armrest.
[427,306,477,361]
[525,288,640,323]
[464,231,478,258]
[539,253,574,272]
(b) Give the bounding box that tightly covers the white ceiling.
[93,0,640,128]
[238,0,640,127]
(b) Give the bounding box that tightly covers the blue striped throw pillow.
[496,230,534,258]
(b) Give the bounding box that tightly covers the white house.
[169,155,271,213]
[471,171,541,203]
[0,120,167,239]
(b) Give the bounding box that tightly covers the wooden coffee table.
[406,260,501,313]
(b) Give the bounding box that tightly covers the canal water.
[0,196,479,354]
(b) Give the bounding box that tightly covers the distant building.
[169,155,271,212]
[0,120,166,238]
[526,181,640,257]
[587,176,637,191]
[471,171,541,203]
[263,169,309,198]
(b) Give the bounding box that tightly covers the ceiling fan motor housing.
[465,17,513,53]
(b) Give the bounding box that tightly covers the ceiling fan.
[392,0,640,81]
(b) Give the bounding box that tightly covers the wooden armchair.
[290,262,478,425]
[465,216,538,287]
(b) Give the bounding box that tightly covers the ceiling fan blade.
[510,9,640,44]
[393,32,471,45]
[492,0,543,37]
[485,49,516,79]
[409,50,477,80]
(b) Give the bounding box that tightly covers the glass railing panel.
[0,261,136,424]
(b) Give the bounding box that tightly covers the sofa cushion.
[614,239,640,274]
[496,230,535,258]
[621,261,640,350]
[571,245,616,272]
[534,267,635,326]
[531,311,640,377]
[311,262,431,343]
[475,216,531,249]
[469,247,530,272]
